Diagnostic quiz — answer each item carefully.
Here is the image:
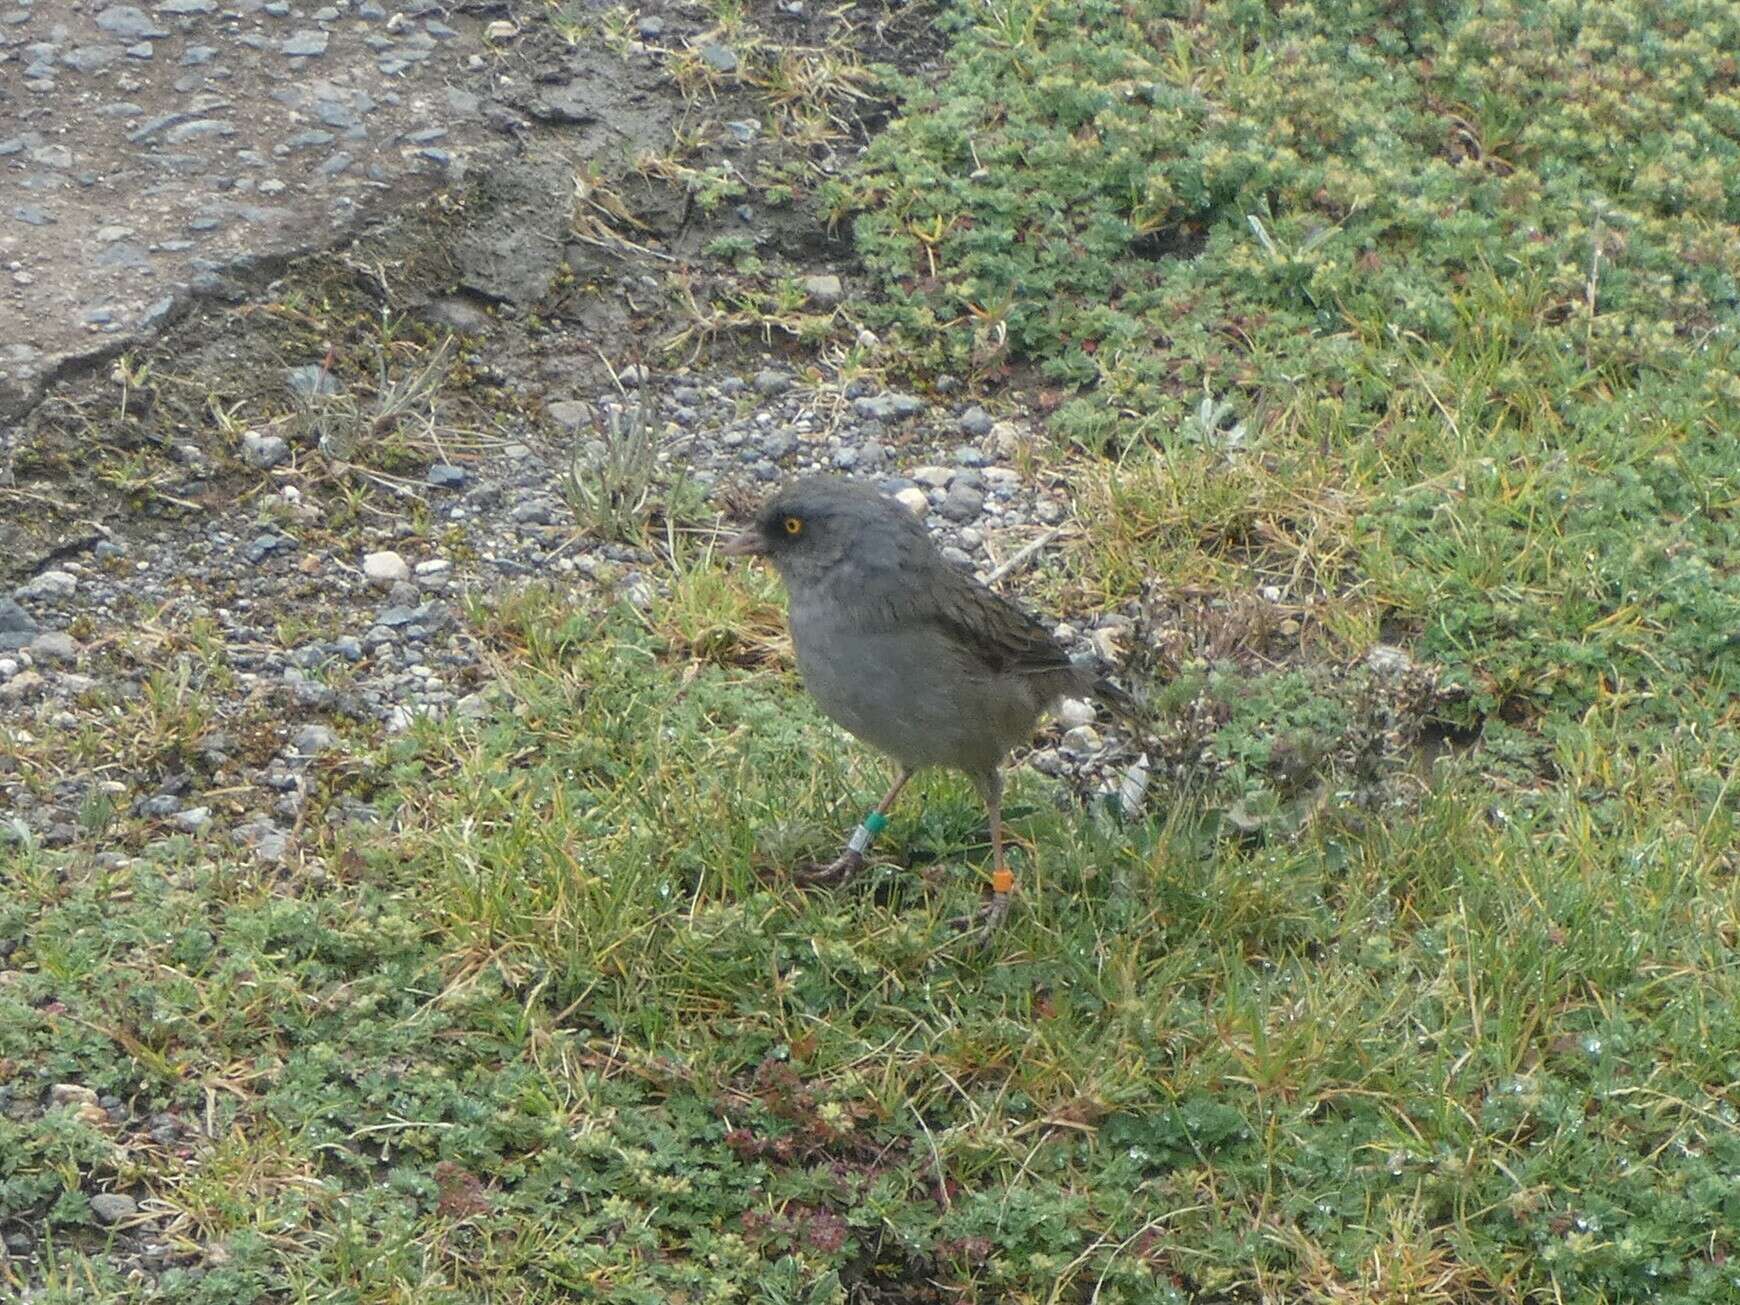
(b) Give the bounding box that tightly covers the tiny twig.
[984,526,1063,587]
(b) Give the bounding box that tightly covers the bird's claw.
[948,890,1012,949]
[791,848,866,886]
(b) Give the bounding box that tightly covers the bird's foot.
[948,891,1012,948]
[792,848,866,886]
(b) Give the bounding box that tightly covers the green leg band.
[847,810,889,855]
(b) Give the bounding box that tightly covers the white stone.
[362,550,410,583]
[910,465,953,488]
[414,559,451,576]
[241,429,289,469]
[1061,724,1102,753]
[894,487,929,517]
[1056,697,1096,728]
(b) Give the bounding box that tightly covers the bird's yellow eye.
[783,516,803,536]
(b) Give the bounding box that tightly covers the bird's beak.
[719,527,765,557]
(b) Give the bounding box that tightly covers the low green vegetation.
[5,0,1740,1301]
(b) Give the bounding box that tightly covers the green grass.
[4,580,1739,1301]
[6,0,1740,1301]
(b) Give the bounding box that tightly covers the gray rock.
[852,393,926,422]
[243,534,290,565]
[753,368,792,396]
[803,274,843,306]
[138,794,182,817]
[27,631,79,663]
[95,243,151,270]
[241,430,288,469]
[315,100,360,129]
[0,598,39,650]
[14,570,76,602]
[958,406,993,437]
[180,45,217,64]
[293,724,339,754]
[94,6,167,38]
[426,463,466,488]
[90,1194,138,1225]
[637,14,663,36]
[546,400,591,433]
[281,29,329,56]
[173,807,212,832]
[232,816,289,863]
[700,43,738,73]
[939,484,985,523]
[165,119,236,145]
[62,45,123,72]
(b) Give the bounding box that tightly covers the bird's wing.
[920,566,1078,679]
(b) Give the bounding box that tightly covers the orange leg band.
[990,866,1016,894]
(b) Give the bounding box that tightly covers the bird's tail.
[1091,673,1147,730]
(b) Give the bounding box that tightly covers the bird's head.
[721,476,927,592]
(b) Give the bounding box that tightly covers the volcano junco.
[722,475,1128,937]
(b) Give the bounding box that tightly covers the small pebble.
[363,550,410,583]
[894,487,929,517]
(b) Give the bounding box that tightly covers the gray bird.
[722,475,1127,937]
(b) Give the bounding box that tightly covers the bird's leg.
[796,768,911,885]
[951,769,1014,943]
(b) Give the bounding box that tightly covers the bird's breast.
[787,593,1049,773]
